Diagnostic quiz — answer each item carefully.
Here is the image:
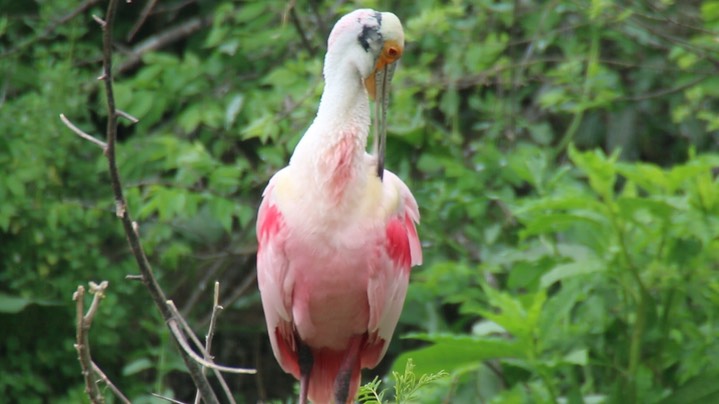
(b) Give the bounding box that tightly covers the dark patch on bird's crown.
[357,12,383,52]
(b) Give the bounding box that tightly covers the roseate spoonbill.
[256,9,421,404]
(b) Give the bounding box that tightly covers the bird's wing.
[363,171,422,368]
[256,172,300,378]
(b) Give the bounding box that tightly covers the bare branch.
[94,0,222,401]
[91,362,131,404]
[73,285,105,404]
[74,282,126,404]
[167,301,256,375]
[60,114,108,150]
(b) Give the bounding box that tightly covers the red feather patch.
[385,217,411,270]
[258,204,282,251]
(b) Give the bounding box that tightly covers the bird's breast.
[284,225,382,349]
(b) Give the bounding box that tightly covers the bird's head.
[326,9,405,179]
[326,9,404,92]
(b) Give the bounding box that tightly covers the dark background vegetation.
[1,0,718,402]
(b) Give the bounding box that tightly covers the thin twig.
[60,114,108,149]
[286,1,317,57]
[205,282,223,361]
[254,334,268,402]
[199,270,256,328]
[621,75,711,102]
[309,0,330,46]
[92,14,107,27]
[152,0,198,16]
[167,318,256,375]
[182,258,225,318]
[151,393,187,404]
[127,0,160,41]
[636,2,719,36]
[91,361,131,404]
[194,282,226,404]
[116,109,139,123]
[167,301,255,375]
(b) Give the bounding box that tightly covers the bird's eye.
[386,46,400,60]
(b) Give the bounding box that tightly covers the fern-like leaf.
[357,376,387,404]
[393,359,449,403]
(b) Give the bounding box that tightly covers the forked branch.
[73,281,130,404]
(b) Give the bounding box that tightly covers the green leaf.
[357,376,386,404]
[394,334,525,376]
[563,349,589,366]
[568,144,619,201]
[0,293,58,313]
[209,166,240,195]
[122,358,154,376]
[0,293,32,313]
[660,371,719,404]
[209,197,235,233]
[225,94,245,129]
[616,162,670,194]
[540,260,604,288]
[242,114,278,142]
[519,212,608,239]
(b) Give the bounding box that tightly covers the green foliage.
[408,147,719,402]
[358,359,448,404]
[2,0,719,403]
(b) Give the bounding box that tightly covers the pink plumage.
[256,9,420,403]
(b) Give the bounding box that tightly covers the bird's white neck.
[290,58,372,204]
[316,65,370,130]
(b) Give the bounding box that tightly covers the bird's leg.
[333,354,358,403]
[298,340,313,404]
[334,364,353,404]
[334,337,362,403]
